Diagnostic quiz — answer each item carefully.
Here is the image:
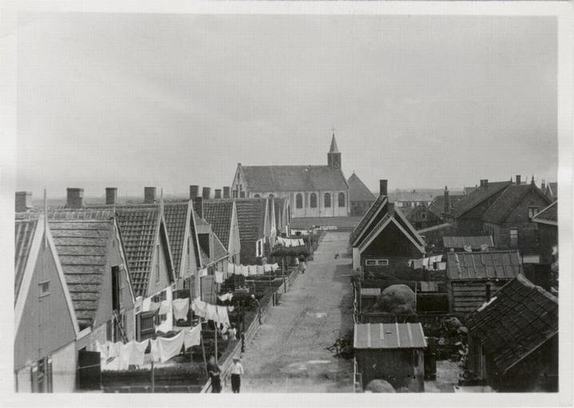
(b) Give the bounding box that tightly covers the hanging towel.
[159,299,171,315]
[172,298,190,322]
[422,257,430,268]
[199,268,208,277]
[107,342,123,359]
[149,302,161,313]
[128,340,149,367]
[248,265,257,275]
[157,332,184,363]
[438,262,447,271]
[142,297,152,312]
[183,325,202,349]
[218,293,233,302]
[227,263,235,275]
[206,303,218,323]
[192,298,207,318]
[272,263,279,271]
[264,264,272,272]
[214,270,224,284]
[242,265,249,276]
[150,339,161,363]
[95,341,109,361]
[216,306,231,327]
[256,265,264,275]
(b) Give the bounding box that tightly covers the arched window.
[296,193,303,209]
[338,192,346,207]
[310,193,317,208]
[324,193,331,208]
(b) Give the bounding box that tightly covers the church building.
[231,134,350,218]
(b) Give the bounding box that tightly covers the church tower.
[327,132,342,170]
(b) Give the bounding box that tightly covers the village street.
[237,231,355,393]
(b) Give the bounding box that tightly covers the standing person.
[207,355,222,393]
[299,256,307,274]
[230,357,244,393]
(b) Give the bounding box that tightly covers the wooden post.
[150,361,155,393]
[282,256,286,293]
[200,327,208,376]
[214,322,218,364]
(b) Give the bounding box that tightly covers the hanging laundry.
[172,298,190,322]
[156,332,185,363]
[437,262,447,271]
[107,342,123,359]
[218,293,233,302]
[256,265,264,275]
[463,245,472,253]
[242,265,249,276]
[150,339,161,363]
[156,317,173,334]
[227,263,235,275]
[214,270,224,284]
[199,268,208,277]
[206,303,218,323]
[422,257,430,268]
[247,265,257,275]
[183,325,202,349]
[271,263,279,271]
[148,302,161,313]
[192,298,207,318]
[142,297,152,312]
[216,305,231,327]
[127,340,149,367]
[158,299,171,315]
[95,341,109,361]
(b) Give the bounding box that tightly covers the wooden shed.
[354,323,427,392]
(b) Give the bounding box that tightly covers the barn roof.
[354,323,427,349]
[466,274,558,373]
[14,217,39,300]
[482,183,551,224]
[47,209,116,329]
[348,173,376,202]
[235,198,267,248]
[446,250,522,281]
[452,181,512,218]
[442,236,494,250]
[203,200,234,249]
[240,165,348,192]
[531,201,557,226]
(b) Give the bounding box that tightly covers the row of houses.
[350,177,558,392]
[14,185,291,392]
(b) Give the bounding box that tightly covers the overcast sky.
[17,13,557,198]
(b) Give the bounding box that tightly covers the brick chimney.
[379,179,388,196]
[66,188,84,209]
[144,187,156,204]
[223,186,231,199]
[515,175,521,185]
[105,187,118,205]
[443,186,450,218]
[189,185,199,200]
[214,189,222,199]
[15,191,32,213]
[202,187,211,200]
[193,197,203,219]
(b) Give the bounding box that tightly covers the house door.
[77,350,101,390]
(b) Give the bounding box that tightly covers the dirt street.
[236,231,354,393]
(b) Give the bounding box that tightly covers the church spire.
[327,130,341,170]
[329,131,339,153]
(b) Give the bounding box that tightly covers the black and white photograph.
[1,1,572,404]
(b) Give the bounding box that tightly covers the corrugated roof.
[446,251,522,281]
[48,209,116,329]
[348,173,376,202]
[443,236,494,250]
[163,202,189,274]
[354,323,427,349]
[453,181,512,218]
[235,198,267,247]
[466,274,558,373]
[532,201,557,225]
[114,206,161,297]
[241,165,348,192]
[482,184,551,224]
[14,218,39,300]
[203,200,233,249]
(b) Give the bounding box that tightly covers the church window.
[324,193,331,208]
[338,192,346,207]
[296,193,303,209]
[310,193,317,208]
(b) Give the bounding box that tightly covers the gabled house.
[47,208,137,351]
[234,197,271,265]
[482,178,552,263]
[232,134,350,218]
[203,199,241,264]
[445,250,522,314]
[347,172,376,216]
[403,203,443,231]
[466,274,558,391]
[542,181,557,201]
[452,179,513,235]
[351,180,426,271]
[274,196,291,235]
[14,214,79,392]
[531,201,558,265]
[428,187,464,222]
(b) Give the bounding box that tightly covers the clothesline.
[408,255,446,271]
[191,298,233,328]
[226,262,280,277]
[99,324,202,370]
[275,237,305,248]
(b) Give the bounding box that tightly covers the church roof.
[329,134,339,153]
[241,165,348,192]
[348,173,376,202]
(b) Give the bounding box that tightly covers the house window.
[296,193,303,209]
[310,193,317,208]
[324,193,331,208]
[528,207,540,218]
[509,228,518,248]
[38,281,50,297]
[365,259,389,266]
[112,266,121,311]
[338,192,345,207]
